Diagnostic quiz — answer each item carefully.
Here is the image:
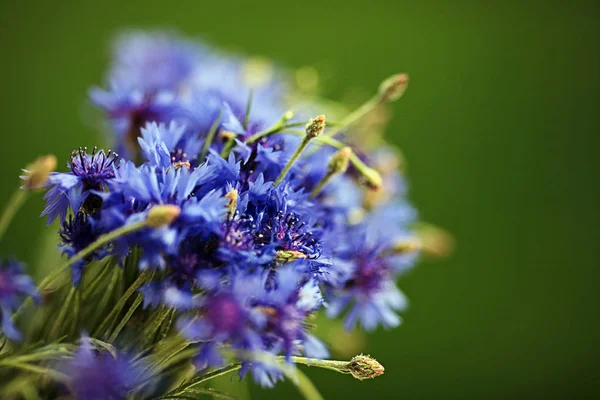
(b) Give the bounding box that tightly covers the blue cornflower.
[62,336,150,400]
[325,227,417,331]
[43,147,120,224]
[0,259,39,340]
[100,161,226,270]
[176,267,326,387]
[138,121,201,169]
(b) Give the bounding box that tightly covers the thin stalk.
[273,136,311,186]
[286,365,324,400]
[199,112,222,162]
[0,360,68,380]
[310,172,334,198]
[46,286,77,341]
[323,94,381,138]
[244,110,294,144]
[283,131,382,189]
[95,268,154,338]
[162,364,242,398]
[0,189,28,242]
[242,89,253,130]
[107,292,144,342]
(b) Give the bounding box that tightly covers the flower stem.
[243,89,253,130]
[199,112,222,162]
[0,188,28,242]
[244,110,294,144]
[287,365,324,400]
[283,131,383,189]
[95,268,154,339]
[322,94,381,138]
[161,364,243,398]
[46,286,78,341]
[273,136,312,186]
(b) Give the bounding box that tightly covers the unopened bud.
[305,115,326,139]
[275,250,307,263]
[347,354,385,381]
[22,155,57,190]
[360,166,383,191]
[328,147,352,175]
[417,223,455,258]
[147,205,181,228]
[378,73,409,102]
[220,131,236,141]
[283,110,295,122]
[225,189,238,220]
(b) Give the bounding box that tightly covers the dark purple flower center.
[70,147,119,190]
[206,295,243,334]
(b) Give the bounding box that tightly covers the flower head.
[62,336,150,400]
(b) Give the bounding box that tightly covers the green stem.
[219,137,236,159]
[287,356,350,374]
[273,136,311,186]
[323,94,381,138]
[243,89,253,130]
[107,292,144,343]
[244,111,294,144]
[163,364,242,398]
[0,189,28,242]
[199,112,222,162]
[46,286,78,341]
[0,360,68,380]
[283,131,382,188]
[286,365,324,400]
[310,172,335,198]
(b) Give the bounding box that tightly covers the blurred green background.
[1,0,598,398]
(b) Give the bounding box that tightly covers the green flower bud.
[347,354,385,381]
[147,205,181,228]
[378,73,409,102]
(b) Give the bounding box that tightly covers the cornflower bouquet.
[0,31,450,399]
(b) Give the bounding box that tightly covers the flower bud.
[327,147,352,175]
[147,205,181,228]
[389,238,421,254]
[305,115,326,139]
[22,155,57,190]
[283,110,295,122]
[275,250,307,263]
[360,166,383,191]
[225,189,238,219]
[378,73,409,102]
[347,354,385,380]
[417,223,455,258]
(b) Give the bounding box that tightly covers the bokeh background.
[1,0,598,398]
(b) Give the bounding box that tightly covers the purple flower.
[325,228,418,331]
[0,259,38,340]
[43,147,120,224]
[62,336,150,400]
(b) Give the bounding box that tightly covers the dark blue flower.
[0,259,39,340]
[325,226,418,331]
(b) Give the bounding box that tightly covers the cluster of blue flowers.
[1,31,421,396]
